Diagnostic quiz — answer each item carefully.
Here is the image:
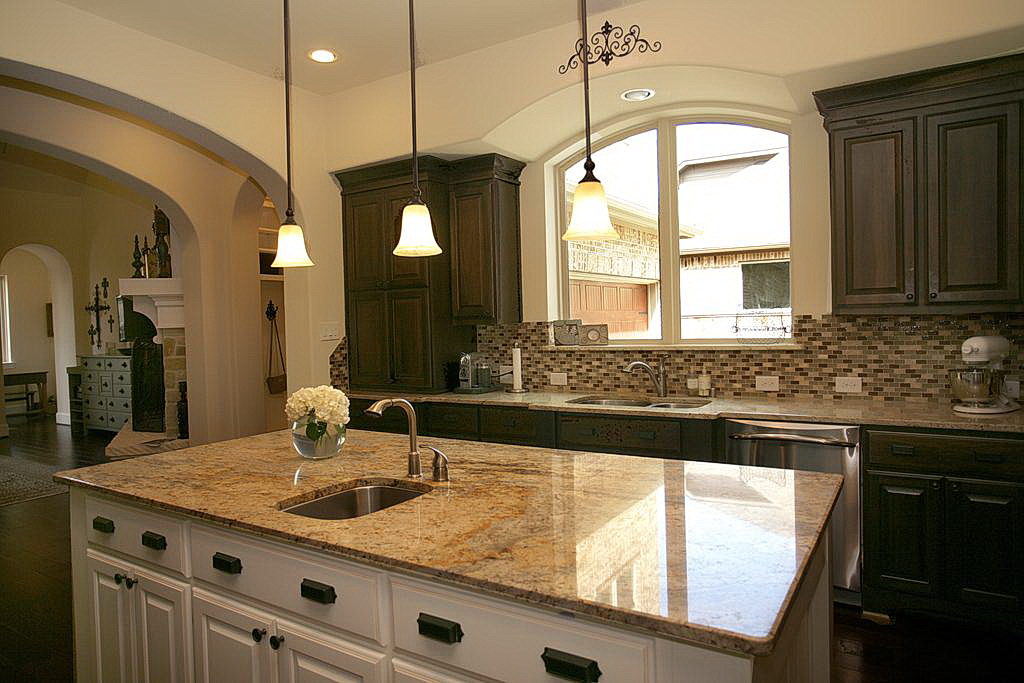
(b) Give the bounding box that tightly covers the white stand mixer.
[950,335,1021,414]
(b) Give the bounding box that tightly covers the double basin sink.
[567,395,712,409]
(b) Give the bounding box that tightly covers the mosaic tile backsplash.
[331,314,1024,402]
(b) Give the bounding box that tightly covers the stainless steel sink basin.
[282,484,426,520]
[648,399,712,409]
[567,396,652,407]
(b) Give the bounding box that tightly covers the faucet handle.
[423,446,450,483]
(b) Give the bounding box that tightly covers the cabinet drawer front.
[191,525,384,644]
[83,396,102,411]
[82,358,103,371]
[426,404,479,438]
[108,411,131,430]
[558,414,681,457]
[98,372,114,396]
[867,430,1024,479]
[85,496,187,575]
[107,397,132,413]
[84,410,108,427]
[392,579,653,682]
[82,382,99,396]
[112,371,131,386]
[479,407,555,447]
[111,384,132,400]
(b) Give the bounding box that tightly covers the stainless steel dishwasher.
[724,419,861,601]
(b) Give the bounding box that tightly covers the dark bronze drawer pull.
[890,444,915,457]
[141,531,167,550]
[541,647,602,682]
[300,578,337,604]
[212,552,243,574]
[92,516,115,534]
[417,612,464,644]
[975,453,1005,464]
[638,430,657,440]
[502,419,518,428]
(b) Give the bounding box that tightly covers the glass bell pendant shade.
[394,202,442,257]
[562,179,617,241]
[271,221,314,267]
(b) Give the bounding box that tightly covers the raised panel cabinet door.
[926,102,1021,303]
[387,289,433,390]
[134,567,192,683]
[347,291,392,388]
[386,187,431,289]
[191,590,274,683]
[86,551,136,683]
[343,191,389,291]
[946,478,1023,612]
[864,471,943,597]
[275,620,387,683]
[449,180,497,323]
[830,120,917,306]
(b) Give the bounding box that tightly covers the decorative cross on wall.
[84,282,111,348]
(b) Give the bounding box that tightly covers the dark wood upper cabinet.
[448,155,526,325]
[815,54,1024,314]
[386,186,431,289]
[343,191,388,291]
[830,121,917,306]
[348,290,391,387]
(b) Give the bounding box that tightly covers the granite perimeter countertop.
[350,390,1024,433]
[56,429,841,656]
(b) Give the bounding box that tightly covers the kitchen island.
[57,429,841,682]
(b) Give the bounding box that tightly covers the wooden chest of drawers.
[80,354,132,432]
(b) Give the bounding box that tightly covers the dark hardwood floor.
[0,416,111,682]
[1,417,1021,681]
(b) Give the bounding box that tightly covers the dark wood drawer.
[346,398,421,433]
[867,430,1024,480]
[425,403,479,438]
[479,407,555,447]
[557,413,681,458]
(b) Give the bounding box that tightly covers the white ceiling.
[57,0,649,94]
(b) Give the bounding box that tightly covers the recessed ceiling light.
[620,88,655,102]
[307,49,338,64]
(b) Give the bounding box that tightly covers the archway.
[2,245,76,424]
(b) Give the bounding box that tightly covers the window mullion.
[657,120,680,344]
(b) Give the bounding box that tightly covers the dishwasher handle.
[729,432,857,449]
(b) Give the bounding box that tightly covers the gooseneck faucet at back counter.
[624,355,669,397]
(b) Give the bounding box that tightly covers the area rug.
[0,456,68,506]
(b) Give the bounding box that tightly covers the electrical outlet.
[755,375,780,392]
[499,365,513,384]
[318,322,340,341]
[686,377,699,390]
[1005,377,1020,399]
[834,376,863,393]
[549,372,568,386]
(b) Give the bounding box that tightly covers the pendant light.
[393,0,442,257]
[562,0,617,242]
[271,0,315,268]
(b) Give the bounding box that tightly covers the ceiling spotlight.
[620,88,655,102]
[307,48,338,63]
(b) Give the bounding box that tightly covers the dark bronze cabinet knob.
[905,293,914,300]
[251,628,266,643]
[930,292,938,299]
[269,635,285,650]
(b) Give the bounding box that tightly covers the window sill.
[541,341,802,351]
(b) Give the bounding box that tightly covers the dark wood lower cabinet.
[946,478,1023,612]
[865,471,944,598]
[478,406,555,448]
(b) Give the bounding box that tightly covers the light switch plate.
[549,372,568,386]
[755,375,780,392]
[834,376,863,393]
[318,322,341,341]
[499,365,513,384]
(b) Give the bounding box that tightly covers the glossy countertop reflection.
[56,429,841,655]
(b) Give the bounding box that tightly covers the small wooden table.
[4,371,48,417]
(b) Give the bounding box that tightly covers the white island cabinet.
[59,429,840,683]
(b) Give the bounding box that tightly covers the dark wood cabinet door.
[831,120,917,307]
[424,403,480,439]
[449,180,497,323]
[479,406,556,447]
[864,470,943,597]
[387,289,433,390]
[557,414,682,458]
[946,477,1023,612]
[925,103,1021,304]
[347,290,391,388]
[343,191,389,291]
[386,188,431,289]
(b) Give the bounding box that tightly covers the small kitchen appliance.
[950,335,1020,414]
[455,352,495,394]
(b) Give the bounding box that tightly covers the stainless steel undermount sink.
[567,395,712,409]
[282,484,427,520]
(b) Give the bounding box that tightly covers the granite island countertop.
[56,429,841,656]
[350,389,1024,433]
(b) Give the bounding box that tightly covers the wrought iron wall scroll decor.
[558,20,661,74]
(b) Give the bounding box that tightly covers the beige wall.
[0,249,55,404]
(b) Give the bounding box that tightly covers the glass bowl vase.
[290,415,346,459]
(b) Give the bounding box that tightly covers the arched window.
[560,121,791,342]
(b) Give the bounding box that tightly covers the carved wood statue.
[127,311,165,433]
[153,207,172,278]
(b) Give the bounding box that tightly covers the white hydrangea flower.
[285,385,350,426]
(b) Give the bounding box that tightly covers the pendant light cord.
[409,0,422,201]
[283,0,295,221]
[580,0,596,181]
